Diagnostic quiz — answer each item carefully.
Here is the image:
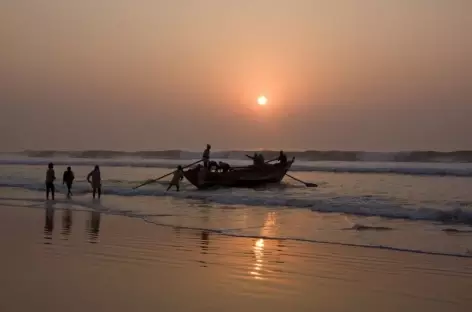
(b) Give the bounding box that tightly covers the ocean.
[1,152,471,257]
[1,152,472,311]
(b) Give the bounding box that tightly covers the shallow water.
[1,162,472,257]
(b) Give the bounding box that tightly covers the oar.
[133,159,203,190]
[286,173,318,187]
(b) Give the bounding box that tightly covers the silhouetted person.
[208,160,219,172]
[249,153,264,166]
[45,163,56,200]
[62,166,75,197]
[218,161,231,173]
[87,165,102,199]
[278,151,287,165]
[202,144,211,168]
[167,165,184,192]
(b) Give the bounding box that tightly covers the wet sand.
[0,205,471,312]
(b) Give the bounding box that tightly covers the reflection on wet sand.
[199,230,210,267]
[61,209,72,239]
[87,211,101,243]
[201,230,209,252]
[198,207,211,267]
[250,212,278,280]
[44,203,55,243]
[173,226,181,238]
[251,238,264,279]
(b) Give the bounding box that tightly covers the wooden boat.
[183,158,295,189]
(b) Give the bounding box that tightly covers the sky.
[1,0,471,152]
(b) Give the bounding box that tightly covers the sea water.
[0,155,471,258]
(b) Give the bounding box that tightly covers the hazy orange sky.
[1,0,471,151]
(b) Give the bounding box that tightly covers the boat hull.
[183,160,294,190]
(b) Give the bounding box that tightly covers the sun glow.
[257,96,268,105]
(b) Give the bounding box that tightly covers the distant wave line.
[5,149,472,163]
[1,157,472,177]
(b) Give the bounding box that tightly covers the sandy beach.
[1,204,471,312]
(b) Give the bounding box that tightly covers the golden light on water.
[250,212,277,280]
[250,238,265,280]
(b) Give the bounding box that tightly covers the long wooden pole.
[133,159,203,190]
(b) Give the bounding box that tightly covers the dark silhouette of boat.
[183,158,294,189]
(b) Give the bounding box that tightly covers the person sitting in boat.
[248,153,263,166]
[208,160,219,172]
[167,165,184,192]
[258,153,265,164]
[251,153,259,165]
[278,151,287,165]
[202,144,211,168]
[218,161,231,173]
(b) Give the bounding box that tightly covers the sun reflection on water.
[250,238,265,280]
[249,212,277,280]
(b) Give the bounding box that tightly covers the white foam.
[1,156,472,177]
[1,180,471,225]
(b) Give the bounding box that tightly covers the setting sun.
[257,96,268,106]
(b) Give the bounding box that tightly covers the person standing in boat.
[87,165,102,199]
[167,165,184,192]
[202,144,211,168]
[62,166,75,197]
[45,163,56,200]
[278,151,287,165]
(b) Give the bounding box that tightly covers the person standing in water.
[202,144,211,168]
[167,165,184,192]
[87,165,102,199]
[45,163,56,200]
[62,166,75,197]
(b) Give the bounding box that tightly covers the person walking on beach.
[87,165,102,199]
[202,144,211,168]
[62,166,75,197]
[45,163,56,200]
[166,165,184,192]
